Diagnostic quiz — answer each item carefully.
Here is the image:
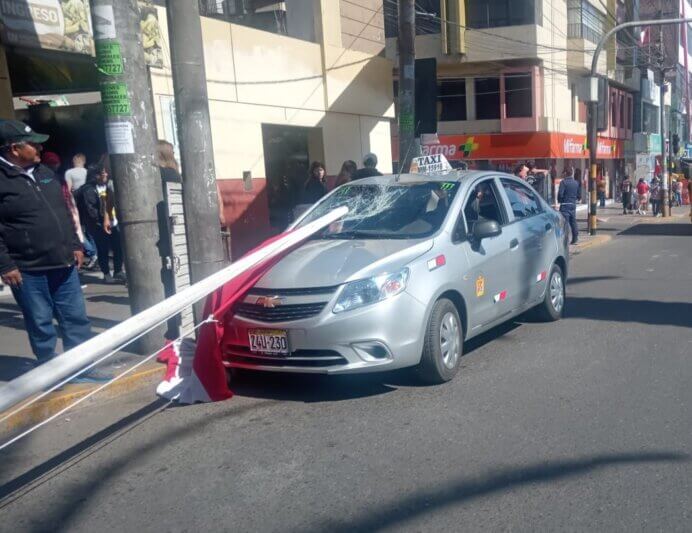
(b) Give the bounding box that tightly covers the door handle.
[509,238,519,250]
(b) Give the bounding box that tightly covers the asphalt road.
[1,217,691,532]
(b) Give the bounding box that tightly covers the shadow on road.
[86,295,130,305]
[619,223,692,237]
[565,297,692,328]
[0,395,278,519]
[0,356,35,381]
[566,275,620,286]
[316,451,689,532]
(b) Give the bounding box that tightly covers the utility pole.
[655,26,671,217]
[166,0,226,320]
[660,79,671,216]
[397,0,416,173]
[90,0,165,353]
[587,95,598,235]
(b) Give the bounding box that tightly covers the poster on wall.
[138,0,163,67]
[0,0,94,55]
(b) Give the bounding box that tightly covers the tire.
[532,263,565,322]
[417,298,463,384]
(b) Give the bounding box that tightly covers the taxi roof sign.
[410,154,453,175]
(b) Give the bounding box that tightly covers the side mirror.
[472,219,502,241]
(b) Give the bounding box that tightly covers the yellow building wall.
[150,7,394,180]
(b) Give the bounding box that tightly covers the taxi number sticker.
[475,275,485,297]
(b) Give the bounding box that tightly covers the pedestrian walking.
[335,159,357,187]
[65,152,88,192]
[352,153,383,180]
[620,175,633,214]
[636,178,649,215]
[558,166,581,245]
[671,179,682,207]
[650,178,662,217]
[597,175,607,207]
[79,163,125,284]
[302,161,327,204]
[0,120,92,363]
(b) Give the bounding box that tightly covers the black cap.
[0,120,49,147]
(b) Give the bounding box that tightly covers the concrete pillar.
[465,77,476,120]
[0,45,14,120]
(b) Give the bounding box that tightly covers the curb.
[571,234,612,253]
[1,363,162,434]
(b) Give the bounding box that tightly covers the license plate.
[248,329,289,355]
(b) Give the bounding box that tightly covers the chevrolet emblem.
[255,296,283,308]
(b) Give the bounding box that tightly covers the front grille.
[250,286,338,296]
[225,346,348,368]
[234,302,326,322]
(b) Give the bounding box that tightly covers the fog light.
[352,342,392,362]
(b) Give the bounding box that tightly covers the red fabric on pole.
[189,233,295,402]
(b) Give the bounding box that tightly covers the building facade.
[385,0,639,201]
[0,0,394,257]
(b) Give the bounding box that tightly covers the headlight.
[333,268,409,314]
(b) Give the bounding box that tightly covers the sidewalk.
[0,271,162,432]
[570,204,690,254]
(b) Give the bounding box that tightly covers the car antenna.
[395,121,420,183]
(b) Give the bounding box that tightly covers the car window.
[500,179,542,219]
[458,179,505,239]
[296,181,461,240]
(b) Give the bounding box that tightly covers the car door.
[454,177,519,333]
[499,178,557,306]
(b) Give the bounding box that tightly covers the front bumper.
[223,291,427,374]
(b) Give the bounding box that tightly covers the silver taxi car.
[224,171,569,383]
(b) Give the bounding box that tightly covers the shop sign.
[0,0,94,55]
[393,132,624,161]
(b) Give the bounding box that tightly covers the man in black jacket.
[558,166,582,245]
[0,120,92,363]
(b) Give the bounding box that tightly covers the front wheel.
[417,298,463,384]
[532,263,565,322]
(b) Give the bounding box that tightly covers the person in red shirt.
[636,178,650,215]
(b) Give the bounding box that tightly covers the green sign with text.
[96,41,124,76]
[101,82,131,117]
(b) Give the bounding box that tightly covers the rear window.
[296,182,460,239]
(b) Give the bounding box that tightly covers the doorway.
[261,124,324,229]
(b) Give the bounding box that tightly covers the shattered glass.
[296,181,461,240]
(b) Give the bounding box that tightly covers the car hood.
[255,238,435,289]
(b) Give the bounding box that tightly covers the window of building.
[505,72,532,118]
[199,0,289,37]
[610,90,618,129]
[642,103,660,134]
[475,77,501,120]
[627,94,633,135]
[571,83,577,121]
[466,0,539,29]
[567,0,606,43]
[619,92,625,129]
[438,79,467,121]
[384,0,442,37]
